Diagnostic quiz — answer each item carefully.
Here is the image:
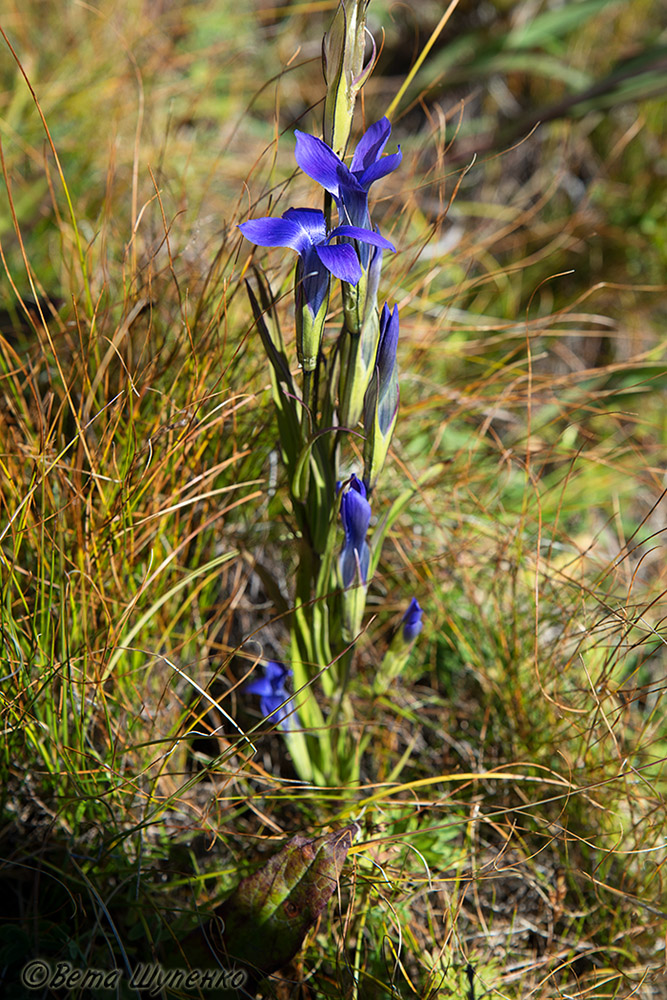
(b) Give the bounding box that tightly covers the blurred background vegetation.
[1,1,666,997]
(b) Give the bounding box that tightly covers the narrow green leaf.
[507,0,617,50]
[245,274,293,390]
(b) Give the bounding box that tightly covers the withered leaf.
[181,826,354,993]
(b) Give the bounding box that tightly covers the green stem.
[301,368,313,435]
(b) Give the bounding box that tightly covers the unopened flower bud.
[322,0,374,157]
[363,303,399,488]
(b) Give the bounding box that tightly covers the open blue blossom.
[295,117,402,232]
[339,474,371,587]
[239,207,394,320]
[401,598,423,643]
[246,660,299,732]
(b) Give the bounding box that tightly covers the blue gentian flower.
[239,206,394,320]
[371,303,400,435]
[295,117,402,232]
[339,474,372,587]
[363,303,400,488]
[401,598,423,642]
[246,660,299,732]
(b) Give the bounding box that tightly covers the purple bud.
[401,598,423,642]
[375,304,399,429]
[339,475,371,587]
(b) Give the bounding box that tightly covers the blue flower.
[363,303,400,488]
[401,598,423,643]
[295,117,402,232]
[370,303,400,435]
[246,660,299,732]
[339,474,371,587]
[239,206,394,320]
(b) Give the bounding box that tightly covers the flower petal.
[377,383,399,437]
[294,131,346,196]
[402,598,423,642]
[298,247,331,318]
[247,660,299,731]
[246,676,273,697]
[239,216,307,251]
[359,148,402,189]
[376,304,399,386]
[341,487,371,549]
[265,660,290,686]
[339,539,370,588]
[365,244,384,304]
[339,479,372,587]
[350,117,391,173]
[331,225,396,253]
[315,242,362,284]
[357,543,370,584]
[282,207,327,248]
[246,659,288,696]
[348,473,367,498]
[272,700,296,731]
[335,178,369,228]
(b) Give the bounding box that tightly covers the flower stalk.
[373,599,424,695]
[236,4,423,786]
